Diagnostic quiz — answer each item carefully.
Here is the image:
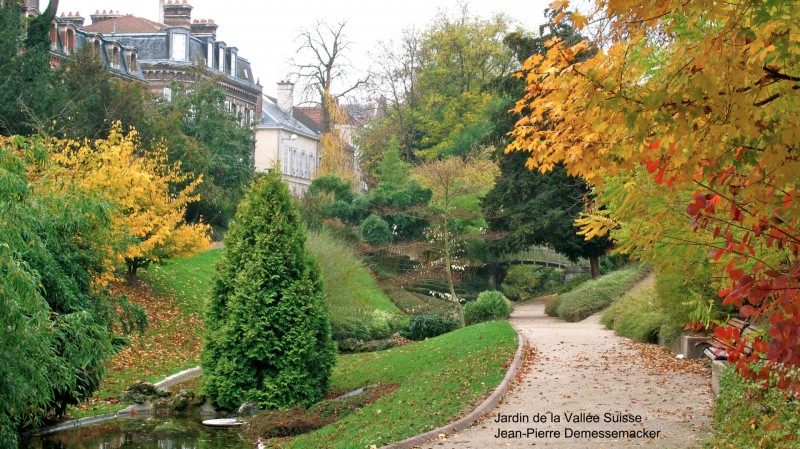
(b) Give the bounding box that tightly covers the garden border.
[379,323,525,449]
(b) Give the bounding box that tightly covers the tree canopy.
[508,0,800,387]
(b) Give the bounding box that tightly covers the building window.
[230,54,237,77]
[218,46,225,71]
[129,52,137,72]
[207,42,213,66]
[65,29,75,54]
[171,33,187,61]
[108,46,120,70]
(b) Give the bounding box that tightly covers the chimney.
[90,9,123,23]
[21,0,40,15]
[190,18,218,36]
[276,82,294,115]
[60,11,85,28]
[163,0,193,28]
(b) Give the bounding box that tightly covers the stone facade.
[38,0,262,126]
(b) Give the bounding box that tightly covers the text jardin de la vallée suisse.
[493,412,661,440]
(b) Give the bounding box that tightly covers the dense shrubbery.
[600,275,664,343]
[558,273,591,294]
[202,173,336,411]
[331,311,407,343]
[400,314,460,340]
[464,291,512,325]
[554,267,646,322]
[711,366,800,449]
[0,136,147,447]
[502,265,565,301]
[360,213,393,245]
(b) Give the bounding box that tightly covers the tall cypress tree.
[202,172,335,411]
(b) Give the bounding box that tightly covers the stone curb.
[379,323,525,449]
[31,366,203,436]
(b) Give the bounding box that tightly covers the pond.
[25,416,252,449]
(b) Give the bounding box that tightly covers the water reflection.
[26,416,251,449]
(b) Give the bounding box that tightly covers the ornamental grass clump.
[202,172,336,411]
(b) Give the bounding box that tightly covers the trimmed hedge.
[400,314,459,340]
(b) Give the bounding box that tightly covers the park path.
[421,302,714,448]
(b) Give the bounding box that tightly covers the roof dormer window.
[171,33,187,61]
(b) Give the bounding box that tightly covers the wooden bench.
[698,318,756,361]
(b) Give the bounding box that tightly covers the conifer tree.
[202,172,335,410]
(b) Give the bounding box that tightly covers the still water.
[26,416,252,449]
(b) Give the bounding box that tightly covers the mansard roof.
[83,15,167,34]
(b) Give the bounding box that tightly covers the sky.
[49,0,554,99]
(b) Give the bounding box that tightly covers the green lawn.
[66,250,220,419]
[141,248,220,316]
[277,321,518,448]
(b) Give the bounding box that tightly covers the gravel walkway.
[421,302,714,448]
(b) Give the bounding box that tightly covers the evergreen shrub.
[201,173,336,411]
[360,213,392,245]
[400,314,459,340]
[464,290,512,325]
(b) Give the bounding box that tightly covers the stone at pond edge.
[199,402,218,416]
[237,401,259,417]
[172,389,196,412]
[120,381,171,404]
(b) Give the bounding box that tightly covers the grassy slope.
[279,321,518,448]
[68,251,220,418]
[600,274,664,342]
[554,266,646,322]
[71,241,401,418]
[306,230,402,321]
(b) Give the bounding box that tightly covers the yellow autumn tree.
[509,0,800,382]
[50,124,210,279]
[318,90,357,185]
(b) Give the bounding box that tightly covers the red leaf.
[648,139,662,150]
[740,305,755,318]
[655,169,665,185]
[645,159,660,174]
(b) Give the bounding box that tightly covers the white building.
[255,82,319,197]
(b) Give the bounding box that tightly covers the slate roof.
[83,15,167,34]
[294,106,324,134]
[258,97,318,140]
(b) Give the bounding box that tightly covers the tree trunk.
[589,255,601,279]
[443,221,464,327]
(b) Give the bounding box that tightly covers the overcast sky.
[50,0,553,98]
